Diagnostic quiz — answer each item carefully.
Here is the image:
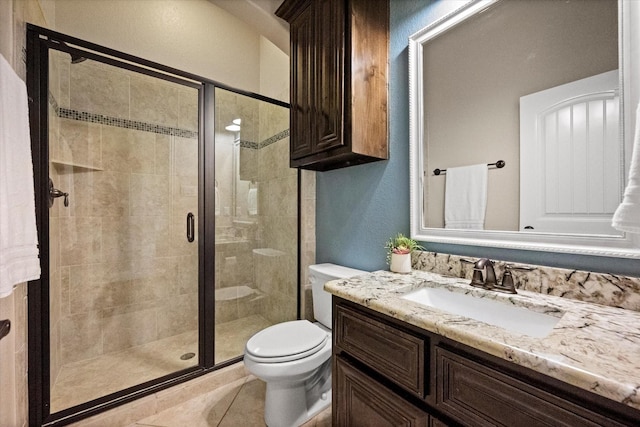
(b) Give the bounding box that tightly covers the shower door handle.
[186,212,195,242]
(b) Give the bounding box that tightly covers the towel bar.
[433,160,505,176]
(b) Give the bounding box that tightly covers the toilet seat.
[245,320,328,363]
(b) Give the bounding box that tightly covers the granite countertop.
[325,270,640,411]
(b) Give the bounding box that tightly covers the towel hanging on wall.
[612,102,640,234]
[444,163,488,230]
[215,180,221,216]
[247,186,258,216]
[0,53,41,298]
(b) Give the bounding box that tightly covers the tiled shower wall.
[213,88,296,326]
[48,52,200,377]
[214,88,259,295]
[255,101,297,323]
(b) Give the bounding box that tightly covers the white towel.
[0,54,41,298]
[247,187,258,215]
[612,102,640,233]
[444,164,488,230]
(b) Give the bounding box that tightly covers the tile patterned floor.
[52,315,272,412]
[53,312,330,426]
[130,375,332,427]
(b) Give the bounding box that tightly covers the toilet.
[244,263,366,427]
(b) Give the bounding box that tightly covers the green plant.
[385,233,423,264]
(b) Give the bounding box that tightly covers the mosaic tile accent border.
[49,93,289,148]
[260,128,289,148]
[412,250,640,311]
[58,107,199,139]
[240,129,289,150]
[239,140,259,149]
[49,92,197,138]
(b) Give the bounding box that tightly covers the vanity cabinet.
[275,0,389,171]
[333,298,640,427]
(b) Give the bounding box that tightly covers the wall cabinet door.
[313,0,345,154]
[289,2,313,160]
[277,0,389,171]
[288,0,344,160]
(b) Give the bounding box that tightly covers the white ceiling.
[209,0,290,55]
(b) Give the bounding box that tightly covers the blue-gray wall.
[316,0,639,276]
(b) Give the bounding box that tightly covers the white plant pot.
[390,253,412,273]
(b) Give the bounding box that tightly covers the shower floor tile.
[51,330,199,412]
[52,315,272,413]
[214,314,273,362]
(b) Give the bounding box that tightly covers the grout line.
[215,376,251,427]
[133,424,168,427]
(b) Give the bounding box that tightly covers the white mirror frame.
[409,0,640,259]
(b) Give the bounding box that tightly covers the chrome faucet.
[471,258,497,289]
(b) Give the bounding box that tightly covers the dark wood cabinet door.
[436,346,627,427]
[288,0,344,161]
[289,2,314,160]
[277,0,388,170]
[429,418,449,427]
[334,357,430,427]
[313,0,345,153]
[335,304,425,397]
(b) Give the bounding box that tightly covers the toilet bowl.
[243,263,366,427]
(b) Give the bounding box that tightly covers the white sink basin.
[401,287,562,338]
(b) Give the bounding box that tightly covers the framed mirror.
[409,0,640,258]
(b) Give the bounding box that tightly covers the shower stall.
[27,25,297,425]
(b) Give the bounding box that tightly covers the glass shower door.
[47,49,200,411]
[213,87,296,363]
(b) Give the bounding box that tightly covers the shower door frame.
[26,24,295,427]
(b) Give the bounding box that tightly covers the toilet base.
[262,358,332,427]
[264,382,331,427]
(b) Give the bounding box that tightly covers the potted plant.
[385,233,423,273]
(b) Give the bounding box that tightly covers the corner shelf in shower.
[50,159,103,171]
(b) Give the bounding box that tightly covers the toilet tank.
[309,263,367,329]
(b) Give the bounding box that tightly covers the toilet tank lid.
[309,263,367,279]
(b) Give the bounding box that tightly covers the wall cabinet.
[276,0,389,171]
[333,298,640,427]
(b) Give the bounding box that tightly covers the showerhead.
[58,41,87,64]
[70,53,87,64]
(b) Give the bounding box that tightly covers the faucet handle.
[504,264,535,274]
[494,269,517,294]
[494,264,535,294]
[460,258,489,288]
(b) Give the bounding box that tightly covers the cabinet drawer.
[335,356,430,427]
[435,346,626,427]
[335,304,425,397]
